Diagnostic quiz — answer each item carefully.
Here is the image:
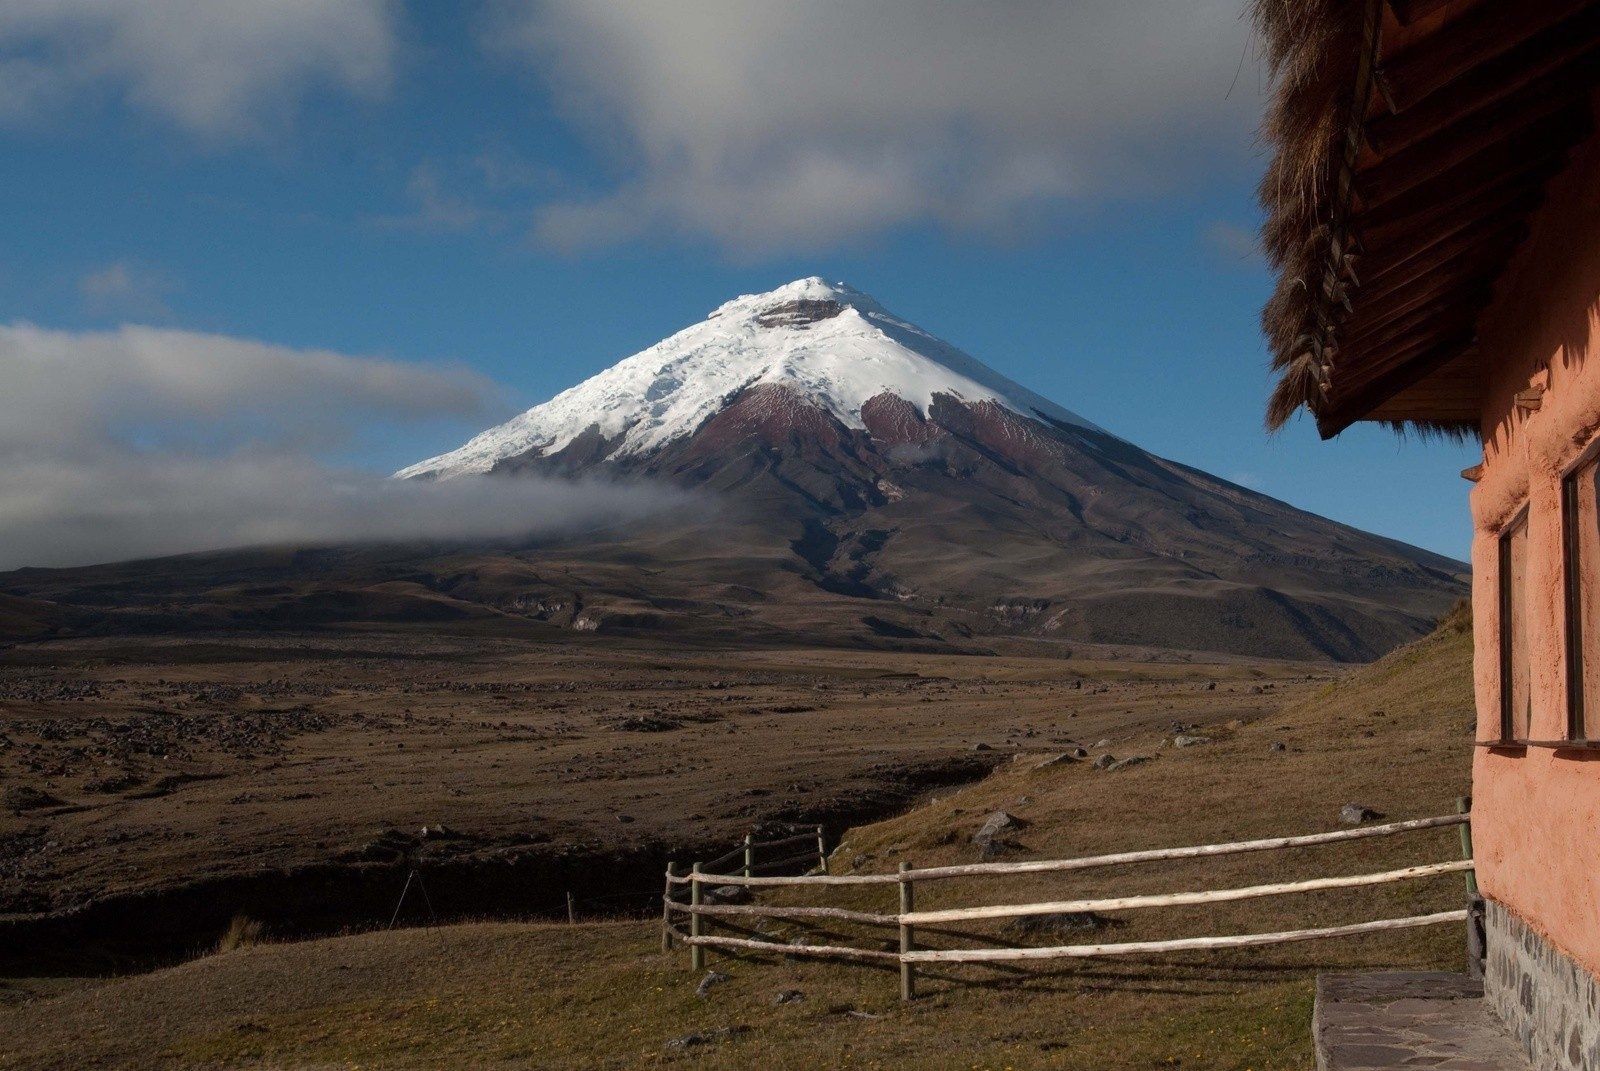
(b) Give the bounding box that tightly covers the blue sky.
[0,2,1478,564]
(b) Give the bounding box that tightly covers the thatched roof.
[1253,0,1600,439]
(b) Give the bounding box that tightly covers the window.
[1499,509,1531,742]
[1565,451,1600,740]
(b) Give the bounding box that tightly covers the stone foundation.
[1486,898,1600,1070]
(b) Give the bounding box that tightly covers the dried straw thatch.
[1253,0,1378,431]
[1255,0,1597,442]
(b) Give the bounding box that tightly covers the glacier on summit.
[397,278,1102,479]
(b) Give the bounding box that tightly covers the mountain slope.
[391,278,1465,661]
[397,278,1103,479]
[0,279,1465,661]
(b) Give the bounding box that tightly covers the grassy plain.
[0,623,1475,1069]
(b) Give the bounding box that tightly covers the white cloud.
[78,261,179,317]
[492,0,1261,253]
[0,322,693,570]
[0,0,397,137]
[0,453,689,570]
[1203,220,1262,265]
[0,322,499,455]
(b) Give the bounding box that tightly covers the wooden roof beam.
[1344,308,1482,365]
[1319,334,1479,437]
[1356,216,1529,292]
[1353,145,1569,251]
[1375,0,1594,114]
[1335,326,1477,394]
[1358,104,1591,210]
[1386,0,1456,28]
[1343,290,1489,355]
[1349,258,1502,325]
[1366,9,1600,157]
[1350,220,1523,313]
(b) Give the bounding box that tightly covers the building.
[1253,1,1600,1066]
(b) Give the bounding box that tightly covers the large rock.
[1340,803,1385,825]
[664,1025,750,1050]
[696,970,730,999]
[971,810,1027,858]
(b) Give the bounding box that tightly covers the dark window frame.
[1562,439,1600,742]
[1498,505,1530,744]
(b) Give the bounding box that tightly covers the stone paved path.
[1315,972,1530,1070]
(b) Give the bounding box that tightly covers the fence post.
[816,824,828,873]
[1457,795,1486,979]
[743,833,755,878]
[566,891,576,926]
[690,862,705,972]
[899,861,916,1002]
[661,861,678,952]
[1456,796,1478,896]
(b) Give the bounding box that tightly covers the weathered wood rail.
[657,824,830,966]
[662,807,1477,1000]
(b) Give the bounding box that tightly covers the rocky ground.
[0,626,1320,966]
[0,619,1477,1069]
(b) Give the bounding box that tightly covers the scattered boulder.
[1269,742,1287,753]
[972,810,1025,844]
[696,970,730,999]
[971,810,1027,859]
[1106,755,1152,772]
[971,742,994,752]
[1340,803,1385,825]
[774,989,805,1005]
[1094,739,1111,748]
[4,785,64,813]
[615,715,681,732]
[1091,754,1118,770]
[705,885,753,906]
[1172,734,1210,748]
[664,1025,750,1051]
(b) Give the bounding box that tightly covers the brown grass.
[0,634,1318,923]
[216,915,266,954]
[0,624,1475,1070]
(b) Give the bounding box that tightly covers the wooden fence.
[662,806,1477,1001]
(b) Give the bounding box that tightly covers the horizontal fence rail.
[899,860,1474,926]
[665,814,1468,887]
[662,808,1477,1000]
[665,824,830,969]
[899,910,1470,963]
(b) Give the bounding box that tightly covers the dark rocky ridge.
[474,381,1464,662]
[0,383,1465,662]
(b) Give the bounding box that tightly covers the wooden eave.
[1299,0,1600,438]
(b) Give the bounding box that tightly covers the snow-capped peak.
[397,278,1103,479]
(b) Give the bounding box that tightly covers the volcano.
[384,277,1464,661]
[0,278,1464,660]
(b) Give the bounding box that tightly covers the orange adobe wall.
[1469,106,1600,982]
